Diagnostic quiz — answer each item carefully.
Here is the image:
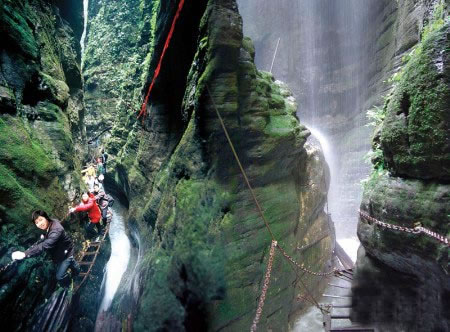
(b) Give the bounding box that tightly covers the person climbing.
[96,157,105,176]
[81,164,96,178]
[11,210,80,287]
[69,192,103,238]
[96,173,105,191]
[85,174,96,193]
[93,184,112,225]
[101,149,108,173]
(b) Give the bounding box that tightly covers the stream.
[97,202,130,315]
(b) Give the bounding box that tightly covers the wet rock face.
[0,0,85,328]
[352,246,449,332]
[143,4,329,332]
[381,23,450,181]
[85,0,331,330]
[355,12,450,332]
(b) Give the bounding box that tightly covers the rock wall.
[0,0,86,329]
[354,2,450,331]
[83,0,334,330]
[236,0,385,238]
[129,0,333,328]
[82,0,155,144]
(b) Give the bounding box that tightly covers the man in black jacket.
[12,210,80,286]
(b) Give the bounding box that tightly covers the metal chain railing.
[359,210,449,246]
[251,240,277,332]
[277,244,337,277]
[206,87,343,331]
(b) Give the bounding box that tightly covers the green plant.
[361,149,387,190]
[421,1,446,41]
[366,105,386,127]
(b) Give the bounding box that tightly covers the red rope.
[138,0,186,119]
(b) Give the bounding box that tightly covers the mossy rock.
[0,2,39,59]
[359,172,449,264]
[0,116,58,181]
[35,101,62,121]
[380,22,450,181]
[39,72,70,107]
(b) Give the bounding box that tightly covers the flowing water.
[80,0,89,67]
[238,0,377,263]
[237,1,380,329]
[97,202,130,313]
[305,125,360,262]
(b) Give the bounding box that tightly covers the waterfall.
[80,0,89,67]
[238,0,377,261]
[97,203,130,313]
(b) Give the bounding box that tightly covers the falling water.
[97,202,130,313]
[238,0,377,261]
[80,0,89,66]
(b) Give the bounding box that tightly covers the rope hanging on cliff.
[206,85,277,241]
[137,0,186,119]
[359,210,449,247]
[206,85,335,274]
[206,85,337,324]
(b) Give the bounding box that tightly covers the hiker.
[93,184,112,225]
[82,164,96,178]
[96,173,105,191]
[69,192,103,237]
[101,149,108,173]
[11,210,80,286]
[96,157,105,176]
[85,174,96,193]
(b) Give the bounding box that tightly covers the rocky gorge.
[240,0,449,330]
[0,0,448,331]
[1,0,333,330]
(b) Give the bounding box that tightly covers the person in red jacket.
[69,192,103,237]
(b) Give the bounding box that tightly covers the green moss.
[0,164,49,223]
[421,0,446,41]
[35,102,62,122]
[135,179,227,331]
[379,21,450,180]
[361,173,449,263]
[40,72,70,106]
[242,36,255,60]
[0,115,68,227]
[265,114,296,137]
[0,3,38,59]
[0,117,58,180]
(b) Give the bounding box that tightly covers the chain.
[250,240,277,332]
[207,86,343,328]
[277,244,336,277]
[415,226,449,245]
[359,210,449,246]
